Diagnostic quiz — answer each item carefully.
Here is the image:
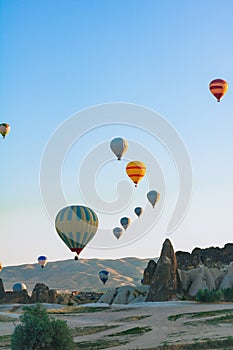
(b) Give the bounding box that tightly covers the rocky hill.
[176,243,233,270]
[0,257,150,293]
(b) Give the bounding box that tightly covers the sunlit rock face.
[146,239,181,302]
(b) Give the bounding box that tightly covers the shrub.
[222,287,233,302]
[196,289,224,302]
[11,304,75,350]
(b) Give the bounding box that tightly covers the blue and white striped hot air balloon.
[55,205,99,260]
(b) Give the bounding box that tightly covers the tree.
[11,304,75,350]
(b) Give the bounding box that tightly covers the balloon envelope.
[120,217,130,231]
[126,161,146,187]
[0,123,10,139]
[134,207,143,217]
[113,227,124,239]
[99,270,109,284]
[110,137,128,160]
[13,282,27,292]
[38,256,48,268]
[209,79,228,102]
[147,190,160,208]
[55,205,99,258]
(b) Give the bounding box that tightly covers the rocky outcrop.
[146,239,181,302]
[220,262,233,289]
[187,266,216,297]
[142,260,157,285]
[98,285,149,305]
[31,283,51,303]
[0,279,5,299]
[0,290,31,304]
[176,243,233,270]
[98,288,118,304]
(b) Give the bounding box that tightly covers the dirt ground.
[1,301,233,349]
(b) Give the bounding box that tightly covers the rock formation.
[146,239,182,302]
[98,285,149,305]
[31,283,51,303]
[176,243,233,270]
[142,260,157,285]
[1,290,31,304]
[0,279,5,299]
[220,262,233,289]
[186,266,216,297]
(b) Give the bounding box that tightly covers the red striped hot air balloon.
[126,161,146,187]
[209,79,228,102]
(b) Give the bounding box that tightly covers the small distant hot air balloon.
[38,256,48,269]
[126,161,146,187]
[120,217,130,231]
[55,205,99,260]
[0,123,10,139]
[134,207,143,218]
[209,79,228,102]
[0,262,2,272]
[147,190,160,208]
[99,270,109,285]
[110,137,128,160]
[13,282,27,292]
[113,227,124,239]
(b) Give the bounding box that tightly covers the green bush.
[222,287,233,302]
[196,289,224,302]
[11,304,75,350]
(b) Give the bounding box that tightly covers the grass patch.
[74,338,128,349]
[0,335,11,348]
[49,306,109,314]
[143,336,233,349]
[108,326,152,337]
[72,325,118,336]
[117,315,151,322]
[168,308,233,321]
[185,313,233,326]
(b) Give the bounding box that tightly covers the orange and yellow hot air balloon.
[126,161,146,187]
[209,79,228,102]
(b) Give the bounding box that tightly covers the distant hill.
[0,257,151,293]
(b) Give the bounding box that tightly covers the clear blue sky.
[1,0,233,266]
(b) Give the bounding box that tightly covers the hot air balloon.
[99,270,109,285]
[55,205,99,260]
[126,161,146,187]
[120,217,130,231]
[0,262,2,272]
[113,227,124,239]
[38,256,48,269]
[13,282,27,292]
[134,207,143,218]
[209,79,228,102]
[0,123,10,139]
[110,137,128,160]
[147,190,160,208]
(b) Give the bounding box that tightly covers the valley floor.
[1,301,233,349]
